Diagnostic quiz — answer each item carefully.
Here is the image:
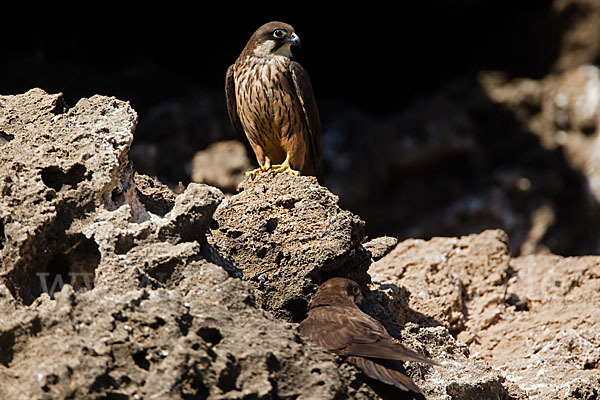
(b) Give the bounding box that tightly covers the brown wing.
[225,65,248,144]
[288,61,324,184]
[342,333,437,365]
[299,306,437,365]
[299,306,368,352]
[346,356,422,393]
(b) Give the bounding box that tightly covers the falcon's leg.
[245,157,272,179]
[270,154,300,177]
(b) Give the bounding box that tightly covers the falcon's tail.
[347,356,423,393]
[343,340,440,366]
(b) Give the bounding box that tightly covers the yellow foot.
[270,155,300,177]
[245,157,271,179]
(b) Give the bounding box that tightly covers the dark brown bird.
[225,21,324,184]
[299,277,438,393]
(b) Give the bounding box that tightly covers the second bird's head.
[247,21,301,59]
[311,277,365,308]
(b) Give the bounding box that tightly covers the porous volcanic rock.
[5,88,598,399]
[370,230,512,336]
[208,173,372,321]
[0,265,379,400]
[370,229,600,399]
[0,88,138,304]
[476,254,600,399]
[0,89,382,399]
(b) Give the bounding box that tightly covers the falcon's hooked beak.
[285,32,301,48]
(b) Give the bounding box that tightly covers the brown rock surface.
[208,173,372,321]
[0,88,138,304]
[0,267,378,400]
[2,88,600,399]
[370,230,600,398]
[477,254,600,399]
[0,89,379,399]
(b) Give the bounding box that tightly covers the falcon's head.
[311,277,365,308]
[246,21,301,59]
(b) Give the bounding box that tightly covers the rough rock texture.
[362,236,399,261]
[208,173,372,322]
[0,88,138,304]
[2,87,600,399]
[370,230,600,399]
[478,255,600,399]
[0,89,381,400]
[0,266,377,400]
[370,230,512,336]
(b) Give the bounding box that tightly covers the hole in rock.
[217,357,240,392]
[583,360,598,370]
[114,311,130,323]
[114,234,134,254]
[41,374,59,392]
[41,163,87,191]
[134,178,176,217]
[228,230,243,239]
[30,316,42,336]
[181,374,209,400]
[177,313,193,336]
[197,327,223,346]
[147,260,177,284]
[274,250,288,266]
[104,392,129,400]
[0,130,14,145]
[275,196,297,209]
[147,317,166,329]
[0,331,15,367]
[132,349,150,371]
[90,373,118,393]
[111,187,125,206]
[505,293,529,311]
[119,376,131,386]
[41,236,100,299]
[44,191,56,201]
[265,217,278,233]
[256,247,268,258]
[266,353,281,372]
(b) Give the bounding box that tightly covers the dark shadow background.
[5,1,600,256]
[3,2,556,114]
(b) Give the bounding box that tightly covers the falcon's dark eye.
[351,286,361,296]
[273,29,287,39]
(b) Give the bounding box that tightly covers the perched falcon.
[298,277,438,393]
[225,21,324,184]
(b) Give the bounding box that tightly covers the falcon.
[225,21,324,184]
[298,277,438,393]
